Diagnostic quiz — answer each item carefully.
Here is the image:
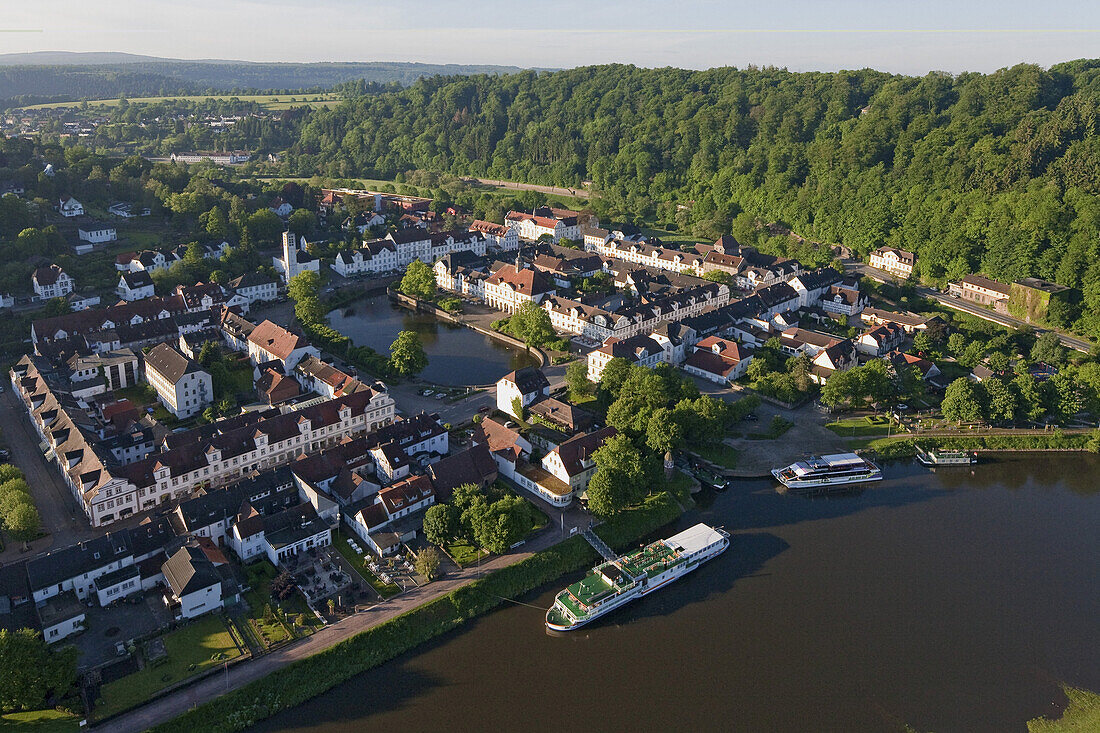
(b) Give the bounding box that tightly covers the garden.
[95,615,241,719]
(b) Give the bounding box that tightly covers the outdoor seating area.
[288,547,353,605]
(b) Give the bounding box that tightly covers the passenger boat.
[771,452,882,492]
[545,524,729,631]
[915,446,977,466]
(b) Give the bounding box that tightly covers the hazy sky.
[5,0,1100,74]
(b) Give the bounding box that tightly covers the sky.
[4,0,1100,74]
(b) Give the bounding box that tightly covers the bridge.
[582,527,618,562]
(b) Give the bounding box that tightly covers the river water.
[254,455,1099,733]
[327,296,538,386]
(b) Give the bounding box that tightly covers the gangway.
[582,527,618,562]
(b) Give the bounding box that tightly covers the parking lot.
[71,590,172,670]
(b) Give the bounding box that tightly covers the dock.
[582,527,618,562]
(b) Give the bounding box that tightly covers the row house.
[433,251,489,295]
[348,475,437,556]
[13,358,394,526]
[542,296,631,343]
[173,282,250,315]
[948,274,1011,308]
[470,220,519,250]
[428,230,488,259]
[594,239,704,275]
[332,239,399,276]
[173,468,299,546]
[532,251,604,288]
[31,296,189,347]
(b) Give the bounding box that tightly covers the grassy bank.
[149,492,681,733]
[863,431,1100,460]
[1028,686,1100,732]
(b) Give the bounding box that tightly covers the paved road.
[846,262,1092,352]
[0,388,100,559]
[95,514,589,733]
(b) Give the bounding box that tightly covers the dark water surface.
[254,455,1100,733]
[328,296,537,386]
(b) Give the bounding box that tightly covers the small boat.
[695,469,728,491]
[915,446,977,466]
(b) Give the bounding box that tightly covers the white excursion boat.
[545,524,730,631]
[771,452,882,492]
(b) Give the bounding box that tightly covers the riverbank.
[142,493,680,733]
[861,431,1100,459]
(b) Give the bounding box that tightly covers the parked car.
[478,405,490,413]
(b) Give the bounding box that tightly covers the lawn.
[113,383,157,408]
[692,442,739,469]
[637,226,707,247]
[826,415,902,437]
[663,469,696,506]
[95,615,241,719]
[0,709,81,732]
[332,527,401,598]
[243,561,292,647]
[443,539,488,567]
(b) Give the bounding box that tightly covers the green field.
[95,615,242,719]
[24,93,341,111]
[0,709,81,732]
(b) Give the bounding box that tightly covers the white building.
[868,247,916,279]
[247,320,320,374]
[586,334,667,382]
[483,264,556,313]
[32,265,73,299]
[227,272,279,304]
[117,271,156,301]
[273,231,320,284]
[470,220,519,250]
[497,367,550,417]
[78,222,117,244]
[161,546,222,620]
[144,342,212,419]
[58,196,84,217]
[682,337,754,384]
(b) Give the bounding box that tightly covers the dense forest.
[249,62,1100,336]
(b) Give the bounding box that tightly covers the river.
[327,296,538,386]
[253,455,1100,733]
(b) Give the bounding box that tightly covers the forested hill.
[283,61,1100,331]
[0,57,530,105]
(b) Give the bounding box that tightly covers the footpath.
[95,526,572,733]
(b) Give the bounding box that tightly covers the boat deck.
[619,541,680,578]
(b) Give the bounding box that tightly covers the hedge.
[148,492,681,733]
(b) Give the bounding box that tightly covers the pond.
[327,296,538,386]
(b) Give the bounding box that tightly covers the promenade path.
[97,524,576,733]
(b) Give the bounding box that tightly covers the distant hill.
[0,53,536,104]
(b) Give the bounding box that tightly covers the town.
[1,130,1099,732]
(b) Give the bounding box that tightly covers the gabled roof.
[427,444,497,501]
[500,366,549,395]
[485,265,555,297]
[248,320,310,360]
[378,474,434,513]
[162,545,220,596]
[550,426,616,477]
[145,342,204,385]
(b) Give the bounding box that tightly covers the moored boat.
[771,452,882,493]
[545,523,729,631]
[915,445,977,466]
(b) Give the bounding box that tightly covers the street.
[845,261,1091,352]
[0,387,101,560]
